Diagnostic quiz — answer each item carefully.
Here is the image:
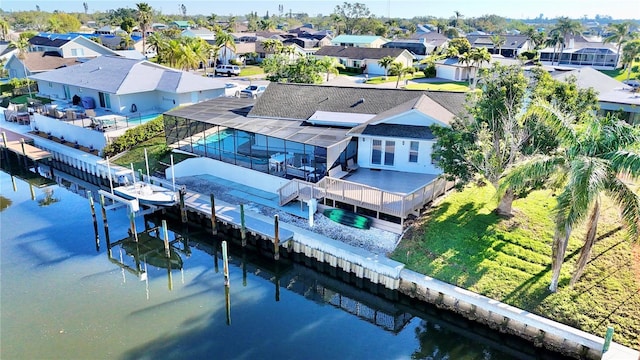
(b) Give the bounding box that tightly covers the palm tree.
[621,39,640,81]
[377,56,394,80]
[544,31,564,65]
[226,16,237,32]
[119,34,133,50]
[259,19,276,31]
[468,47,491,88]
[502,103,640,292]
[317,56,345,82]
[215,30,236,65]
[207,13,218,27]
[603,22,635,69]
[453,11,464,28]
[9,37,32,98]
[262,39,283,54]
[389,62,409,88]
[0,18,9,41]
[136,3,153,56]
[551,17,582,65]
[490,34,505,56]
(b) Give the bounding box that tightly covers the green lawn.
[600,61,639,81]
[112,135,194,175]
[240,65,264,77]
[366,71,426,84]
[10,94,52,105]
[392,184,640,349]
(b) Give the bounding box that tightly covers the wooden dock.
[1,128,52,161]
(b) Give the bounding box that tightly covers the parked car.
[623,79,640,90]
[215,64,241,76]
[239,85,267,98]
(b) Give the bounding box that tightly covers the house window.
[371,139,395,166]
[409,141,419,163]
[371,139,382,165]
[384,141,395,166]
[48,82,53,88]
[71,48,84,56]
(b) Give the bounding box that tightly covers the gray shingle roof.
[314,46,407,60]
[30,55,225,94]
[248,83,467,121]
[354,124,436,139]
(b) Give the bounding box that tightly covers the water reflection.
[0,168,573,360]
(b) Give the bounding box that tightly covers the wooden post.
[162,219,170,258]
[20,138,28,167]
[100,194,110,247]
[224,285,231,325]
[222,240,230,287]
[106,156,114,194]
[87,191,100,251]
[210,194,217,235]
[129,209,138,242]
[240,203,246,246]
[179,187,187,223]
[242,250,247,287]
[273,215,280,260]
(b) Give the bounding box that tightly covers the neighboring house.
[283,37,319,51]
[466,34,533,58]
[0,41,17,61]
[231,33,258,43]
[30,55,226,114]
[254,41,307,63]
[435,55,522,81]
[314,46,415,75]
[5,51,84,78]
[94,25,127,36]
[331,35,388,48]
[216,42,257,65]
[182,28,216,41]
[29,34,120,58]
[164,83,466,229]
[170,21,191,30]
[382,39,437,60]
[97,34,143,52]
[410,31,449,53]
[539,37,619,69]
[551,66,640,125]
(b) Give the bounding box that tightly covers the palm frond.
[499,154,564,195]
[527,101,576,144]
[607,150,640,178]
[606,177,640,241]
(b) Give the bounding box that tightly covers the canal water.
[0,168,563,360]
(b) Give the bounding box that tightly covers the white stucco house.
[313,46,415,75]
[29,55,227,114]
[331,35,388,48]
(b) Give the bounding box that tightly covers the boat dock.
[1,127,52,162]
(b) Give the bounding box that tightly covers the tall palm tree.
[468,47,491,88]
[259,19,276,31]
[215,30,236,65]
[603,22,635,69]
[0,18,9,41]
[226,16,237,32]
[621,39,640,81]
[502,103,640,292]
[453,11,464,28]
[317,56,345,82]
[490,34,505,56]
[136,3,153,56]
[551,17,582,65]
[544,31,564,65]
[377,56,394,79]
[389,62,409,88]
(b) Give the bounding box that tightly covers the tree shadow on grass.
[422,201,503,289]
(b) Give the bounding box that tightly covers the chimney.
[569,38,575,49]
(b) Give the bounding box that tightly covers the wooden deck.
[1,128,52,161]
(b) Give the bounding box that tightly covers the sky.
[1,0,639,20]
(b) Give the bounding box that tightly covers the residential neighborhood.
[0,2,639,359]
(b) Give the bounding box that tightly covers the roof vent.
[359,98,365,103]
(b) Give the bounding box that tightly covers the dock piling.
[179,187,187,223]
[87,191,100,251]
[100,194,110,247]
[225,285,231,325]
[210,194,217,235]
[162,220,170,258]
[274,215,280,260]
[129,210,138,242]
[222,241,230,287]
[19,138,28,167]
[240,203,246,246]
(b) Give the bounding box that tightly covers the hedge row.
[103,116,164,157]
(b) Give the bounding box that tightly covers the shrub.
[519,50,538,61]
[103,116,164,157]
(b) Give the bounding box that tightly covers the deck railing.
[279,175,455,219]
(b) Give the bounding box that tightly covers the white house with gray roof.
[30,56,226,114]
[163,83,465,229]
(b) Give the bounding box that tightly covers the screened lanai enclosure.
[163,98,357,182]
